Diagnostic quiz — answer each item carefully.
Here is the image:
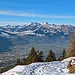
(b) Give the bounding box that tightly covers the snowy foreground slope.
[1,57,75,75]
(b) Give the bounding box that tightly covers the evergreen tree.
[26,47,37,65]
[45,50,56,62]
[37,50,44,62]
[57,56,62,61]
[1,67,7,72]
[21,58,26,65]
[61,49,66,60]
[16,58,21,65]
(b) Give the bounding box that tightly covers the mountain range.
[0,22,75,58]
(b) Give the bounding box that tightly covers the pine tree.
[57,56,62,61]
[26,47,37,65]
[16,58,21,65]
[61,49,66,60]
[37,50,44,62]
[1,67,7,72]
[45,50,56,62]
[21,58,26,65]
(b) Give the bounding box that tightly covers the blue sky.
[0,0,75,25]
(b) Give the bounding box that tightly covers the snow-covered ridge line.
[0,22,75,38]
[1,22,74,30]
[1,57,75,75]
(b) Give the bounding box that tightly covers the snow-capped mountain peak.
[0,22,75,39]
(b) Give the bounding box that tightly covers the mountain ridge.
[0,22,75,38]
[0,22,75,57]
[0,22,75,66]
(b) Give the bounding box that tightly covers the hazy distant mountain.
[0,22,75,52]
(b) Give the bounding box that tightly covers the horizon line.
[0,21,75,26]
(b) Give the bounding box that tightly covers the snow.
[0,32,10,38]
[36,33,45,37]
[0,22,75,38]
[5,30,35,36]
[1,57,75,75]
[71,59,75,65]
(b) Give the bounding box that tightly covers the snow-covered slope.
[1,57,75,75]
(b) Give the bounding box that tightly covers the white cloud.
[0,11,38,17]
[0,11,75,19]
[0,21,27,26]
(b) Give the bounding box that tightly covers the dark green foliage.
[57,56,62,61]
[0,46,68,74]
[0,64,15,73]
[57,49,66,61]
[61,49,66,60]
[26,47,38,65]
[37,50,44,62]
[1,67,7,72]
[20,58,26,65]
[16,58,21,65]
[45,50,56,62]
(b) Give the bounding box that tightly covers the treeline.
[0,64,15,73]
[16,47,67,65]
[0,47,67,73]
[1,30,75,73]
